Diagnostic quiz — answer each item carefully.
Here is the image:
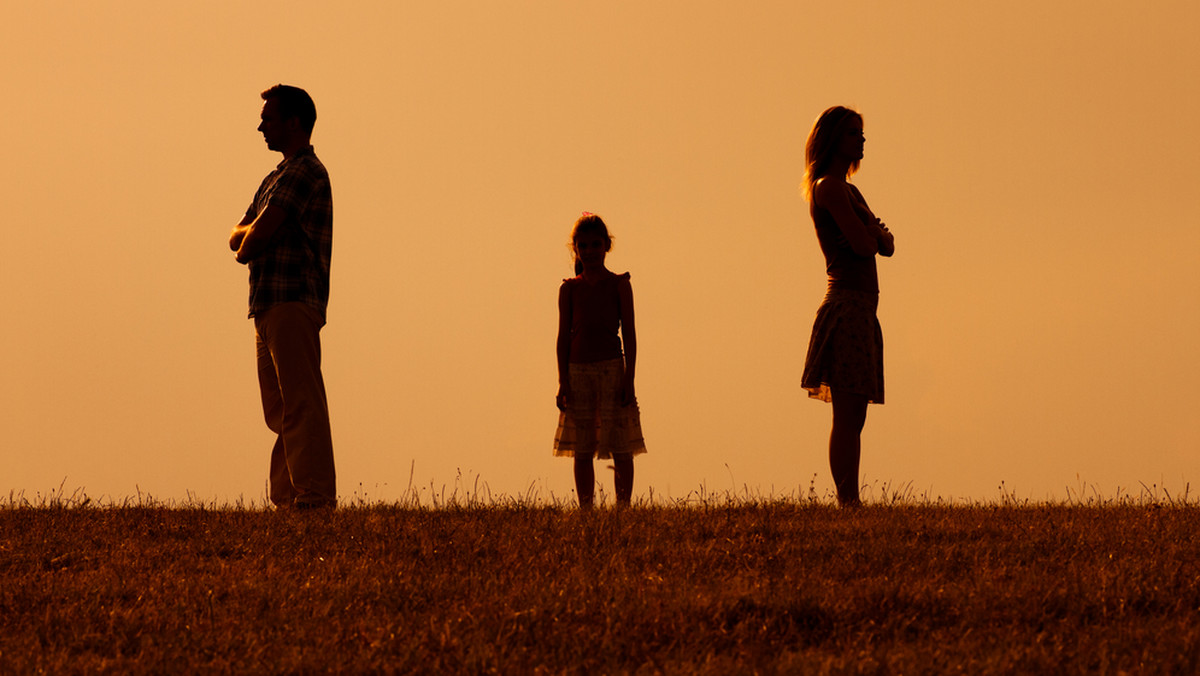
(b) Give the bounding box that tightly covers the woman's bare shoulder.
[813,176,850,204]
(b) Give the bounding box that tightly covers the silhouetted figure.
[800,107,895,508]
[228,85,336,510]
[553,213,647,507]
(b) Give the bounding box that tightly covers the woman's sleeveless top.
[810,184,879,294]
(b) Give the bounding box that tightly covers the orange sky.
[3,1,1198,504]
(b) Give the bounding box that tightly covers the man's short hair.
[261,84,317,134]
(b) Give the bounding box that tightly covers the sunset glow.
[2,1,1197,504]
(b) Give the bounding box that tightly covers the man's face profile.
[257,98,294,152]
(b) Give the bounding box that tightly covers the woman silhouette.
[800,107,895,507]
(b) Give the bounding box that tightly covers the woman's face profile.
[837,119,865,162]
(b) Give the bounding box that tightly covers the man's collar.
[277,145,316,167]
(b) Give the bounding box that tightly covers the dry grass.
[2,488,1200,674]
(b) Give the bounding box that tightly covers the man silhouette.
[229,84,336,509]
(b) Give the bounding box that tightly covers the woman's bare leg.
[830,390,868,507]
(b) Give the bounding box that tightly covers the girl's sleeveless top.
[564,272,628,363]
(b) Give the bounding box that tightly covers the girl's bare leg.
[574,453,595,508]
[613,454,634,505]
[830,390,868,507]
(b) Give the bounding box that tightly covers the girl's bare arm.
[555,282,573,410]
[618,276,637,406]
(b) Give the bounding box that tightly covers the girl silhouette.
[800,107,895,507]
[553,213,647,507]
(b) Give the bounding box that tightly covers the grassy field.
[3,491,1200,674]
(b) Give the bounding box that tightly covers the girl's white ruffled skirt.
[553,358,647,459]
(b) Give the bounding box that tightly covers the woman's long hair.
[802,106,862,202]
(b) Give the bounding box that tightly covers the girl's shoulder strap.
[615,272,632,294]
[559,276,577,300]
[614,272,633,315]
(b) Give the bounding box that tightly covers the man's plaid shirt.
[244,146,333,321]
